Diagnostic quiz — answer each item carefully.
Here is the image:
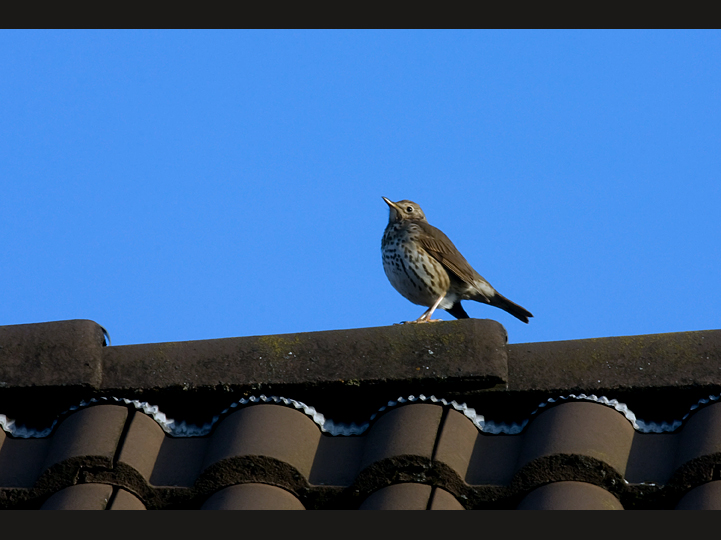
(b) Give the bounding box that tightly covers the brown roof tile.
[200,483,305,510]
[428,486,465,510]
[517,401,635,476]
[517,481,624,510]
[359,483,433,510]
[433,408,479,481]
[360,403,442,470]
[116,409,166,482]
[674,399,721,468]
[2,398,721,509]
[675,481,721,510]
[107,488,147,510]
[41,483,114,510]
[2,319,721,509]
[202,405,321,477]
[433,407,527,489]
[41,405,127,472]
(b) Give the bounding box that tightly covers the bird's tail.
[490,293,533,324]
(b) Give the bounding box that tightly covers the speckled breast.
[381,222,451,307]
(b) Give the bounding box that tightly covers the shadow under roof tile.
[625,432,678,485]
[108,488,147,510]
[149,438,207,488]
[517,401,635,476]
[309,434,364,486]
[359,483,432,510]
[675,480,721,510]
[42,405,128,472]
[116,409,167,482]
[0,437,50,488]
[674,402,721,469]
[360,404,443,471]
[428,487,465,510]
[201,483,305,510]
[517,481,624,510]
[465,433,521,486]
[202,404,321,479]
[41,483,114,510]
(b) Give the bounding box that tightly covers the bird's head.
[382,197,427,224]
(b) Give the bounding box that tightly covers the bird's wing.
[415,222,484,286]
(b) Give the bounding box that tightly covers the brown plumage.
[381,197,533,324]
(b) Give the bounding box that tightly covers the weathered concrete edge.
[0,318,509,395]
[507,328,721,393]
[99,318,509,393]
[0,319,105,389]
[2,319,720,400]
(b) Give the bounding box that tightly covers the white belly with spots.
[382,241,452,308]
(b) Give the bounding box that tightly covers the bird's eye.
[406,206,413,213]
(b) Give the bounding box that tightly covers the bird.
[381,197,533,324]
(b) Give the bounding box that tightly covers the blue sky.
[1,30,719,346]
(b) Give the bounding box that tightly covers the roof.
[1,318,720,509]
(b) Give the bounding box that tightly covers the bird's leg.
[407,295,445,324]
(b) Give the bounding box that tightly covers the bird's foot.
[400,318,443,324]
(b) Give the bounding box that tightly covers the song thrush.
[381,197,533,324]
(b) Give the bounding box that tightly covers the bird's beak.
[382,196,402,221]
